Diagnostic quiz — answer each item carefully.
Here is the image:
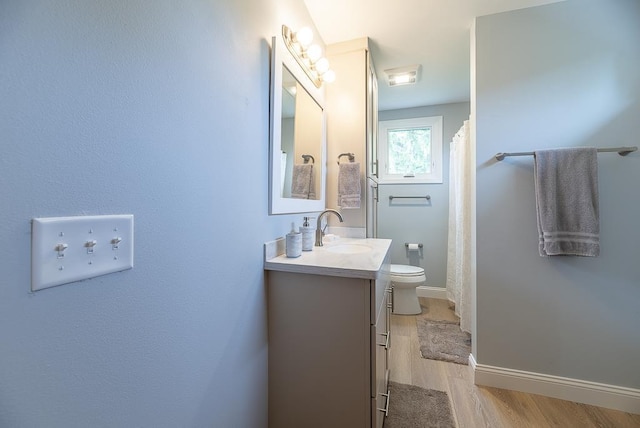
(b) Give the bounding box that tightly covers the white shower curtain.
[446,120,472,333]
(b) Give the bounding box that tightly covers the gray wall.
[475,0,640,388]
[378,103,470,287]
[0,0,318,426]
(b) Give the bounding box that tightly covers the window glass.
[387,127,432,174]
[379,116,443,183]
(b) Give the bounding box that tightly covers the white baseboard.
[416,285,448,300]
[469,354,640,414]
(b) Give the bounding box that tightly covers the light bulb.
[295,27,313,48]
[390,73,415,85]
[322,69,336,83]
[315,58,330,74]
[307,44,322,62]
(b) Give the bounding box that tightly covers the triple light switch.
[31,215,134,291]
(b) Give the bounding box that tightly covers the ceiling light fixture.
[384,65,420,87]
[281,25,335,88]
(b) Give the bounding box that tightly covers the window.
[378,116,443,184]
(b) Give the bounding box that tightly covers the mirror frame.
[269,33,326,214]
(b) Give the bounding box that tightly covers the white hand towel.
[534,148,599,257]
[291,164,315,199]
[338,162,361,209]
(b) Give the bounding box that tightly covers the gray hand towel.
[534,148,599,257]
[338,162,361,209]
[291,164,315,199]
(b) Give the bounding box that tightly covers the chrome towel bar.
[389,195,431,201]
[495,146,637,161]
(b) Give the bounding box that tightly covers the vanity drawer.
[371,290,389,428]
[371,290,389,398]
[371,252,391,324]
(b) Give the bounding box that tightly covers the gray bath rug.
[384,381,455,428]
[416,318,471,365]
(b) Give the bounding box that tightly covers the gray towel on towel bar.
[338,162,361,209]
[534,148,599,257]
[291,164,315,199]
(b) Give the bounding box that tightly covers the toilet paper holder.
[405,243,423,249]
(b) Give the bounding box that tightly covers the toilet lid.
[390,264,425,277]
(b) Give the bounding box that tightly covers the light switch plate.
[31,215,134,291]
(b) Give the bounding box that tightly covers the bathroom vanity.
[264,238,392,428]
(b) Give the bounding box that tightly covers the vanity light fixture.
[384,64,421,87]
[281,25,335,88]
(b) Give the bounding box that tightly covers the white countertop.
[264,238,392,280]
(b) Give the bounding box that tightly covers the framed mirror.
[269,32,326,214]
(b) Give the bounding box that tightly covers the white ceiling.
[304,0,564,111]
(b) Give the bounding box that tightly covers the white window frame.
[378,116,443,184]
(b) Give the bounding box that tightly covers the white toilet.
[390,264,426,315]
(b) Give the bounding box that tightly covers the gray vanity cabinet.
[267,268,391,428]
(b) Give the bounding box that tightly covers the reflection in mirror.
[269,34,326,214]
[281,66,323,200]
[280,67,296,198]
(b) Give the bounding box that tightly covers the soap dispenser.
[300,217,315,251]
[286,222,302,258]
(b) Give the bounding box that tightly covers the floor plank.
[388,335,412,385]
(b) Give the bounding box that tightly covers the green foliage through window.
[387,127,432,174]
[379,115,442,183]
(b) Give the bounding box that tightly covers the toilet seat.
[390,264,425,284]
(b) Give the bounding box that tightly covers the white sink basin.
[325,244,371,254]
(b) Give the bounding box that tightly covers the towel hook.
[337,152,355,164]
[301,154,315,164]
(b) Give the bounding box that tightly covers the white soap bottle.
[300,217,315,251]
[286,222,302,258]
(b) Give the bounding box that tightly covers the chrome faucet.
[315,209,344,246]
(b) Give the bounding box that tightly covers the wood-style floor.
[389,297,640,428]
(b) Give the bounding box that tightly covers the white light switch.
[31,215,134,291]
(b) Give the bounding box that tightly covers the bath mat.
[384,381,455,428]
[417,318,471,365]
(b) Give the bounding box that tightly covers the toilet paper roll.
[407,243,420,251]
